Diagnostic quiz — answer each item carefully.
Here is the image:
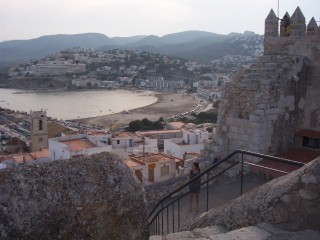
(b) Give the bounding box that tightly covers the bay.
[0,88,157,120]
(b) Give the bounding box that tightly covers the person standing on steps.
[189,162,201,211]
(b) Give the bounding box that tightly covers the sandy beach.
[77,92,198,129]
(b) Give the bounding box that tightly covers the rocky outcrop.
[181,157,320,232]
[0,152,149,240]
[151,222,320,240]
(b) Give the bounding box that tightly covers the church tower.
[30,110,48,152]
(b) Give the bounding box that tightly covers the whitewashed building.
[124,153,182,185]
[48,132,112,160]
[164,128,211,159]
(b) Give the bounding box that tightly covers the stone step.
[149,222,320,240]
[149,225,229,240]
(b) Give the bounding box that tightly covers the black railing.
[148,149,305,236]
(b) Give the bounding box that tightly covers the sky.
[1,0,319,42]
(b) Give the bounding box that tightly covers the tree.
[128,120,143,132]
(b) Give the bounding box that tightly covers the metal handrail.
[148,149,305,235]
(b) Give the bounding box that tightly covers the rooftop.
[128,153,181,164]
[167,121,185,129]
[60,139,95,151]
[253,148,320,178]
[137,129,182,136]
[295,129,320,139]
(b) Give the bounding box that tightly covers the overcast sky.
[1,0,319,42]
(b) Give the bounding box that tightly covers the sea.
[0,88,157,120]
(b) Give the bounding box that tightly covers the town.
[0,46,239,182]
[0,108,214,185]
[1,40,264,99]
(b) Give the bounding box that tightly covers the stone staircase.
[150,222,320,240]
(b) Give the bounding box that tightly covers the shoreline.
[76,92,198,129]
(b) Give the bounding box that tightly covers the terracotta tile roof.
[29,149,49,159]
[252,148,320,178]
[295,129,320,138]
[61,139,95,151]
[124,159,145,168]
[48,122,75,138]
[114,131,135,138]
[2,149,49,164]
[12,154,33,163]
[167,121,185,129]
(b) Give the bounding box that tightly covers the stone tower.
[30,110,48,152]
[307,17,320,36]
[264,9,278,37]
[203,6,320,162]
[290,7,306,37]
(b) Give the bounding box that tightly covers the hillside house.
[49,131,112,160]
[164,128,210,159]
[124,153,182,185]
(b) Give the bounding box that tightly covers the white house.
[124,153,182,184]
[164,128,210,159]
[49,132,112,160]
[111,132,158,159]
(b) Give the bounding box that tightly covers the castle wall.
[203,8,320,162]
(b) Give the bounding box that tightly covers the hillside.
[0,31,263,69]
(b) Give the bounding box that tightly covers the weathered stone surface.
[144,174,188,208]
[153,222,320,240]
[181,157,320,232]
[0,152,149,240]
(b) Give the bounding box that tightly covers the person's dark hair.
[193,162,200,171]
[189,162,201,178]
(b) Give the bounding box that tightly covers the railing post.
[166,207,169,234]
[172,204,175,233]
[240,153,244,196]
[178,199,180,230]
[161,202,164,235]
[206,172,209,211]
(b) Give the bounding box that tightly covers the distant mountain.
[0,33,111,67]
[107,35,146,45]
[0,31,263,68]
[161,30,218,44]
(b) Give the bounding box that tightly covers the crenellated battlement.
[264,7,320,55]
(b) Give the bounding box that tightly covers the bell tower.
[30,110,48,152]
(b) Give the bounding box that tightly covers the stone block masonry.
[204,8,320,161]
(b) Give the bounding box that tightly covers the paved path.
[150,176,266,235]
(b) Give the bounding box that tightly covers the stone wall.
[204,31,320,162]
[0,152,149,240]
[181,157,320,232]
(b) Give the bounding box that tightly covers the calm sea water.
[0,88,157,120]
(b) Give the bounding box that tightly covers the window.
[160,165,169,176]
[117,140,120,144]
[39,120,43,130]
[303,137,320,149]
